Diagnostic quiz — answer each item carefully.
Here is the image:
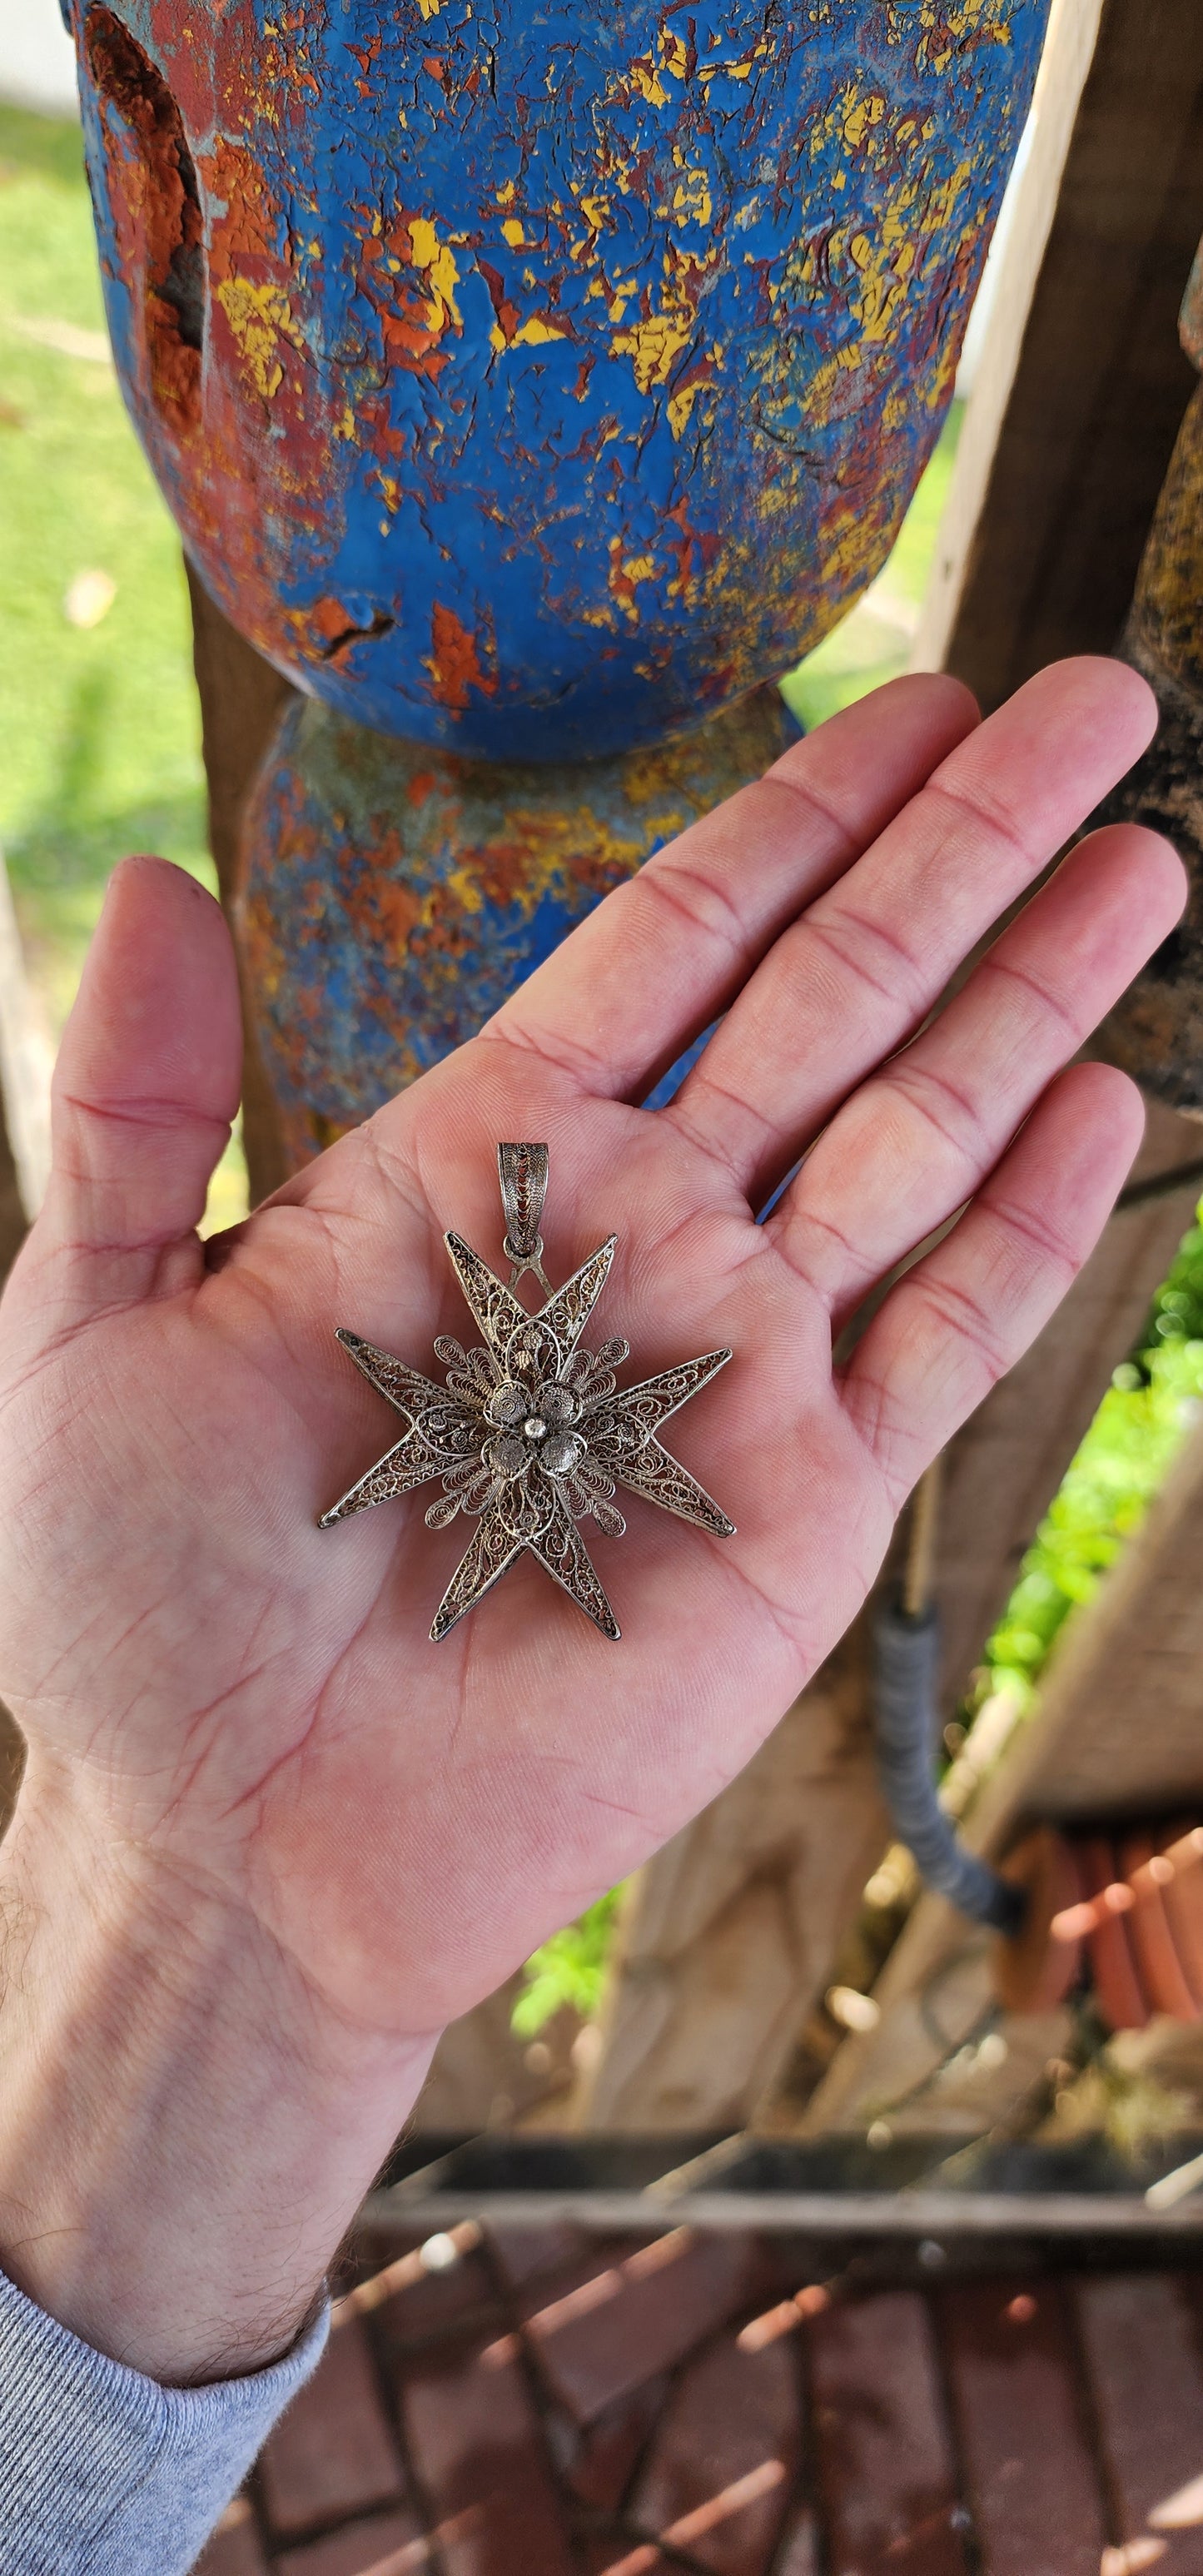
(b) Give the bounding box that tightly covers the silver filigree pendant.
[321,1143,735,1641]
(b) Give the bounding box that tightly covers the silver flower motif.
[321,1229,733,1642]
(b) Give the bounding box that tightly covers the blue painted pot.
[72,0,1047,761]
[242,684,796,1161]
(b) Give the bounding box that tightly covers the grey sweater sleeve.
[0,2263,330,2574]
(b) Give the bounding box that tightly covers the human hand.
[0,659,1182,2377]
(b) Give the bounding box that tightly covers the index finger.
[481,674,979,1102]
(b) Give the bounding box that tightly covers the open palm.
[0,661,1183,2056]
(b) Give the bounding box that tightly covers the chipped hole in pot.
[84,6,205,434]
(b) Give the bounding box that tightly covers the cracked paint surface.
[243,683,795,1159]
[72,0,1048,760]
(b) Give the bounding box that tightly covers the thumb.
[31,858,242,1327]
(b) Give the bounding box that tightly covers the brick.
[629,2332,798,2574]
[195,2495,269,2575]
[578,2539,648,2576]
[273,2508,430,2576]
[566,2376,669,2512]
[522,2230,774,2425]
[370,2244,505,2362]
[1077,2273,1203,2574]
[810,2290,965,2576]
[485,2223,590,2295]
[773,2510,820,2574]
[260,2305,407,2540]
[397,2322,573,2575]
[940,2278,1106,2576]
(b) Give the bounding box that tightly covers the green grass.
[0,102,244,1221]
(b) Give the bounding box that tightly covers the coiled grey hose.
[872,1589,1026,1935]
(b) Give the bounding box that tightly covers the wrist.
[0,1759,435,2383]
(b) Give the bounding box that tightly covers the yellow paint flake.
[843,91,885,152]
[216,275,293,400]
[417,0,444,17]
[441,864,485,918]
[661,29,688,79]
[501,217,526,246]
[629,58,669,107]
[510,316,568,346]
[672,167,713,229]
[698,41,765,85]
[407,217,462,327]
[612,305,694,388]
[496,179,517,206]
[667,379,702,439]
[608,540,659,623]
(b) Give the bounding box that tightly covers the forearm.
[0,1754,436,2385]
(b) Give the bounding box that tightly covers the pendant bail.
[499,1141,550,1289]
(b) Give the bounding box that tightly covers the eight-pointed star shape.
[321,1229,734,1641]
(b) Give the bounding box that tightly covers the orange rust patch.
[425,603,495,712]
[86,7,203,435]
[201,138,274,265]
[307,596,360,649]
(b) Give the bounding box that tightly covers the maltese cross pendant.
[321,1143,734,1642]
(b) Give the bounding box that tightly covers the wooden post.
[913,0,1106,680]
[576,1613,888,2131]
[914,0,1203,708]
[185,560,294,1204]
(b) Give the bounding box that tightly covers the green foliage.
[985,1212,1203,1703]
[510,1887,624,2037]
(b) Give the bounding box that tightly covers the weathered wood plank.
[913,0,1106,679]
[941,2279,1108,2576]
[1077,2272,1203,2574]
[185,558,294,1203]
[923,0,1203,711]
[578,1614,888,2131]
[809,2291,966,2575]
